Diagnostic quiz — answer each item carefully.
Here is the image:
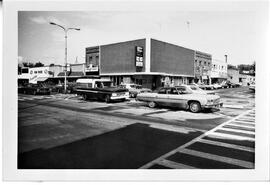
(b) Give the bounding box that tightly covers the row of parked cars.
[197,81,242,90]
[18,80,224,113]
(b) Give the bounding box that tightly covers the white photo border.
[2,0,270,181]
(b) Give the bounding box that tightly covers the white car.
[137,86,223,113]
[212,83,222,89]
[119,83,152,98]
[185,84,215,95]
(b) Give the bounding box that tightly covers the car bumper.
[204,102,223,108]
[110,95,130,100]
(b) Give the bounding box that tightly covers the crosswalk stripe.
[180,148,254,169]
[208,132,255,141]
[226,123,255,129]
[156,159,196,169]
[218,127,255,135]
[244,117,255,120]
[234,120,255,125]
[236,118,255,122]
[199,139,255,152]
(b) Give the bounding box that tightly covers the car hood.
[138,92,220,99]
[192,90,215,95]
[101,87,128,92]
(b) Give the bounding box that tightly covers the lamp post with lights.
[50,22,80,93]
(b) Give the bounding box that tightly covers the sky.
[18,4,268,66]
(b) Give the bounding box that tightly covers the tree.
[22,62,34,68]
[49,63,55,67]
[34,61,44,67]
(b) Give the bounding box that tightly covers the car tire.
[148,101,156,108]
[105,95,111,103]
[189,101,201,113]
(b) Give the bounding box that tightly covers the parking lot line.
[180,148,254,169]
[156,159,196,169]
[218,127,255,135]
[199,138,254,152]
[226,122,255,128]
[208,132,255,141]
[234,120,255,125]
[139,108,255,169]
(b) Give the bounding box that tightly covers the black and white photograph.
[2,0,270,182]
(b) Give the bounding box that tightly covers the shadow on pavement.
[18,123,202,169]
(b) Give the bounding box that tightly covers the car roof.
[76,79,111,83]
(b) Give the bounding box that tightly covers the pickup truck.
[75,78,129,103]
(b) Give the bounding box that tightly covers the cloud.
[29,16,67,26]
[29,16,48,24]
[18,56,24,63]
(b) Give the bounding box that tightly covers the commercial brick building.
[85,38,196,89]
[194,51,212,84]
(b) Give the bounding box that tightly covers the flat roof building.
[86,38,197,89]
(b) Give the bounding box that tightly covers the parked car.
[136,86,223,113]
[18,83,50,95]
[204,84,214,90]
[220,81,229,88]
[249,82,255,92]
[75,79,129,102]
[212,83,222,89]
[119,83,152,98]
[185,84,215,95]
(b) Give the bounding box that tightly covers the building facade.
[210,59,228,84]
[227,67,240,84]
[194,51,212,84]
[86,38,196,89]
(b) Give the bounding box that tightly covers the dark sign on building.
[135,46,144,67]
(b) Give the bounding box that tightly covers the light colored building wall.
[211,59,227,78]
[227,68,240,84]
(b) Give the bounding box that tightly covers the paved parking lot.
[18,87,255,169]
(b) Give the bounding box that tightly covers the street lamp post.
[50,22,80,93]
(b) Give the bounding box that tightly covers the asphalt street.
[17,87,255,169]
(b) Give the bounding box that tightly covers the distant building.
[239,74,256,86]
[227,66,240,84]
[210,59,227,84]
[194,51,212,84]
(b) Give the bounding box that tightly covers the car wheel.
[105,95,111,103]
[148,101,156,108]
[189,101,201,113]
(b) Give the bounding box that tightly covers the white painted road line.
[226,123,255,129]
[156,159,196,169]
[140,108,255,169]
[218,127,255,135]
[234,120,255,125]
[208,132,255,141]
[180,148,254,169]
[223,105,244,109]
[199,139,255,153]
